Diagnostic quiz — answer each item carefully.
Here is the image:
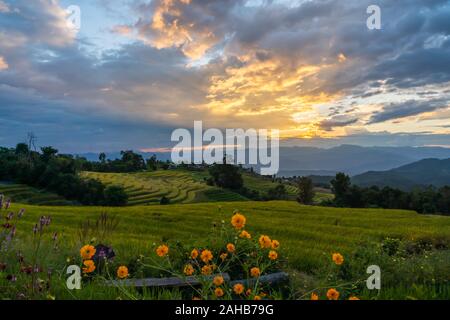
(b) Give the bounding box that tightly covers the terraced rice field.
[0,183,73,206]
[81,170,246,205]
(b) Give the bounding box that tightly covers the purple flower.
[6,274,17,282]
[6,212,13,220]
[18,208,25,218]
[33,224,38,234]
[4,199,11,210]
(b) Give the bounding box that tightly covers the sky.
[0,0,449,153]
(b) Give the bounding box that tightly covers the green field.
[81,170,246,205]
[4,200,450,299]
[11,201,450,269]
[80,170,331,205]
[0,182,73,206]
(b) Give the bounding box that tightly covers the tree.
[208,163,243,189]
[147,155,158,171]
[15,143,29,156]
[297,177,315,204]
[330,173,351,206]
[99,152,106,163]
[41,146,58,163]
[266,184,289,200]
[103,186,128,206]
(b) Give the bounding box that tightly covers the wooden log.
[107,273,231,288]
[106,272,289,288]
[230,272,289,287]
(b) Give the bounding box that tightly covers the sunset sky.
[1,0,450,152]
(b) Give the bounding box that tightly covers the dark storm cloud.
[1,0,450,150]
[368,99,450,124]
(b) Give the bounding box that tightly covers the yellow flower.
[231,213,246,229]
[311,293,319,300]
[254,295,261,300]
[271,240,280,249]
[215,287,224,297]
[201,265,212,275]
[213,276,224,286]
[268,250,278,260]
[80,245,96,260]
[349,296,360,300]
[233,283,245,295]
[184,264,195,276]
[220,253,228,261]
[326,288,340,300]
[191,249,199,259]
[117,266,129,279]
[332,253,344,265]
[226,243,235,253]
[82,260,96,273]
[250,267,260,278]
[259,235,272,249]
[201,249,213,263]
[156,245,169,257]
[239,230,251,239]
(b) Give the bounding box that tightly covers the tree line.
[0,144,128,206]
[296,173,450,215]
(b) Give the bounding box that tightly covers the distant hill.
[352,158,450,190]
[76,145,450,176]
[277,145,450,175]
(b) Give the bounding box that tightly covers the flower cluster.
[142,211,282,300]
[80,245,96,274]
[309,253,360,300]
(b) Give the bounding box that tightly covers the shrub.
[103,185,128,206]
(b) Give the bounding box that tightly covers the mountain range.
[352,158,450,190]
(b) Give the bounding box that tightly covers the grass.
[10,201,450,271]
[80,169,331,206]
[81,170,245,205]
[0,182,73,206]
[3,200,450,299]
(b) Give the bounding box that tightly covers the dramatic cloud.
[0,0,449,151]
[369,99,450,124]
[0,56,7,70]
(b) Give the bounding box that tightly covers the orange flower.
[259,235,272,249]
[250,267,260,278]
[201,265,212,275]
[326,288,340,300]
[271,240,280,249]
[254,295,261,300]
[82,260,96,273]
[80,245,96,260]
[192,297,201,300]
[156,245,169,257]
[246,288,252,296]
[332,253,344,265]
[184,264,195,276]
[233,283,245,295]
[268,250,278,260]
[213,276,224,286]
[349,296,360,300]
[239,230,251,239]
[215,287,224,297]
[117,266,129,279]
[226,243,235,253]
[191,249,199,259]
[201,250,213,263]
[231,213,246,229]
[220,253,228,261]
[311,293,319,300]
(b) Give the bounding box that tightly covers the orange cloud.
[0,56,8,70]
